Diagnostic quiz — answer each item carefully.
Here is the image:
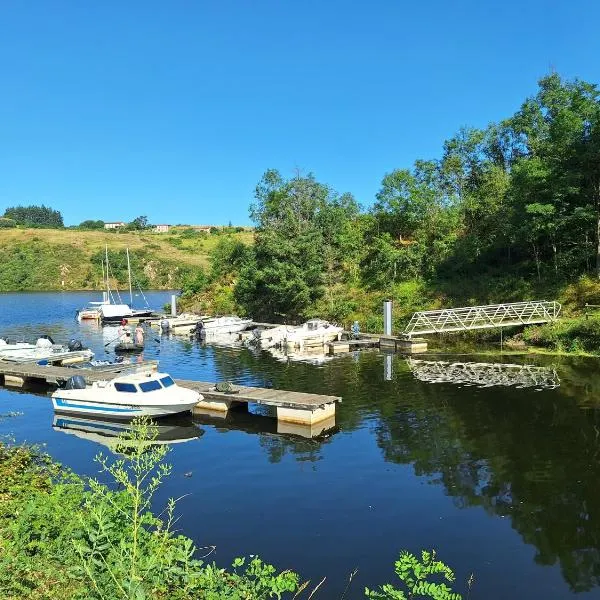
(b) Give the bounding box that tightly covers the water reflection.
[374,356,600,593]
[52,413,203,451]
[407,358,560,389]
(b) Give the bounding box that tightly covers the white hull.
[204,322,251,334]
[52,397,197,419]
[285,331,342,347]
[51,371,201,419]
[256,320,343,349]
[0,343,94,364]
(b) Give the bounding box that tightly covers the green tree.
[128,216,149,230]
[235,170,357,321]
[79,219,105,230]
[3,205,64,228]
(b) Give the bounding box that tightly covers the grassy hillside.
[0,228,254,291]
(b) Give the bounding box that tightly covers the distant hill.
[0,228,253,291]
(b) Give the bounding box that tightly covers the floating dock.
[0,361,341,427]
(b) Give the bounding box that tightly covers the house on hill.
[104,221,125,229]
[154,224,170,233]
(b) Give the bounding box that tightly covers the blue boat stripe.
[55,418,129,433]
[54,398,141,413]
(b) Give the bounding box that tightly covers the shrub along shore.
[0,419,467,599]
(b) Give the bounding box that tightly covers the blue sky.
[1,0,599,226]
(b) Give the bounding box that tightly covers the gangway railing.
[403,301,561,338]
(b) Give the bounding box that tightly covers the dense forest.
[182,73,600,328]
[1,205,64,228]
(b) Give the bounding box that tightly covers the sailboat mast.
[101,259,106,303]
[126,248,133,307]
[105,245,112,303]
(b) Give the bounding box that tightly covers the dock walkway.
[0,361,341,426]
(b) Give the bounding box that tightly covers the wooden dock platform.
[327,338,379,354]
[0,360,341,426]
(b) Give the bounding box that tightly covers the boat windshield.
[139,380,162,393]
[114,383,138,393]
[160,376,175,388]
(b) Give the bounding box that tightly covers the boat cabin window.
[160,376,175,388]
[139,380,162,393]
[114,383,138,393]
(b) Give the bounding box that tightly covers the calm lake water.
[1,291,600,599]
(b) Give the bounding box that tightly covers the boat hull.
[114,343,144,353]
[77,310,100,321]
[52,396,198,419]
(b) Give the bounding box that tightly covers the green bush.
[0,217,16,228]
[523,315,600,353]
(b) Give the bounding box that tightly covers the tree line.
[187,73,600,322]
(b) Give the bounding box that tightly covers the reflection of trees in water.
[209,346,600,592]
[374,366,600,593]
[258,434,324,465]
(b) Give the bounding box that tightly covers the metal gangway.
[407,359,560,390]
[403,300,561,338]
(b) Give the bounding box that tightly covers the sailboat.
[76,252,112,321]
[99,248,154,323]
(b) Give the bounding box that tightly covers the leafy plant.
[365,550,465,600]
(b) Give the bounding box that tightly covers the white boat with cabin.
[285,319,343,348]
[199,316,252,334]
[254,319,343,349]
[51,371,201,418]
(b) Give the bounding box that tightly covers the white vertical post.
[383,300,393,336]
[384,354,393,381]
[171,295,177,316]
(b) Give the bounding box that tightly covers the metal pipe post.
[383,300,393,336]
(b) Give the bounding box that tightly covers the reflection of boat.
[51,371,201,417]
[407,358,560,390]
[0,337,94,364]
[266,346,333,366]
[52,414,203,451]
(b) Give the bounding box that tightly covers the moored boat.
[199,316,252,334]
[284,319,343,348]
[114,342,145,354]
[0,337,94,364]
[99,303,134,323]
[51,371,201,418]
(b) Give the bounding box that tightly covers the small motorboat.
[76,301,107,321]
[51,371,202,418]
[114,342,145,354]
[0,336,94,364]
[284,319,343,349]
[199,315,253,334]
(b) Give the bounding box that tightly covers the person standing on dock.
[135,322,145,346]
